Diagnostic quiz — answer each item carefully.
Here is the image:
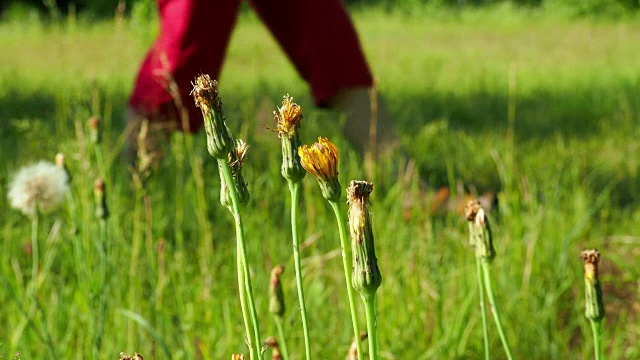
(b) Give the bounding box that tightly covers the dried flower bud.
[580,249,605,322]
[275,95,306,184]
[55,153,65,168]
[94,177,109,220]
[219,139,250,210]
[87,116,101,144]
[298,137,341,202]
[464,200,495,260]
[346,332,368,360]
[264,336,282,360]
[190,74,233,159]
[119,353,144,360]
[55,152,72,182]
[348,181,382,297]
[269,265,285,317]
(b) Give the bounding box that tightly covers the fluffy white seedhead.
[8,161,70,216]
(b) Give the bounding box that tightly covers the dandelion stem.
[127,191,144,350]
[476,257,491,360]
[329,201,363,360]
[30,215,39,304]
[26,214,57,359]
[481,260,513,360]
[238,236,256,360]
[288,180,312,359]
[274,315,290,360]
[590,320,602,360]
[219,158,263,360]
[93,218,108,358]
[363,294,379,360]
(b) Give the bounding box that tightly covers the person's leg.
[250,0,398,154]
[128,0,242,133]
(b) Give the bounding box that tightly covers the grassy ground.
[1,6,640,359]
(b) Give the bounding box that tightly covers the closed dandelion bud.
[55,152,72,182]
[220,139,250,210]
[190,74,233,159]
[298,137,341,202]
[348,180,382,297]
[269,265,286,317]
[275,95,306,183]
[464,200,495,261]
[93,177,109,220]
[87,116,100,144]
[580,249,605,322]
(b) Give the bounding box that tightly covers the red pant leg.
[250,0,373,106]
[128,0,241,132]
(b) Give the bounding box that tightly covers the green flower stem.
[26,215,57,358]
[94,143,106,179]
[30,215,39,302]
[219,159,263,360]
[329,201,363,360]
[127,191,143,350]
[481,260,513,360]
[476,258,490,360]
[93,218,108,359]
[274,315,290,360]
[238,238,256,360]
[287,180,312,360]
[590,320,602,360]
[363,294,379,360]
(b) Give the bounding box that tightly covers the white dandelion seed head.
[8,161,70,216]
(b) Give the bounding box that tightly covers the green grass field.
[1,6,640,359]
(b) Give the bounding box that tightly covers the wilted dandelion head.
[8,161,69,217]
[190,74,221,114]
[233,139,250,167]
[269,264,286,317]
[274,95,302,138]
[580,249,601,281]
[87,116,100,130]
[464,199,482,222]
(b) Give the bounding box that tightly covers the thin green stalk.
[30,215,39,303]
[363,294,379,360]
[238,239,256,360]
[590,320,602,360]
[93,218,108,359]
[481,260,513,360]
[274,315,290,360]
[287,180,312,359]
[329,201,363,360]
[26,215,57,358]
[219,159,263,360]
[94,144,106,179]
[127,191,143,350]
[476,258,490,360]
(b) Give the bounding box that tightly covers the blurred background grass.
[0,1,639,359]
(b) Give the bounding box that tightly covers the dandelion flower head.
[8,161,69,216]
